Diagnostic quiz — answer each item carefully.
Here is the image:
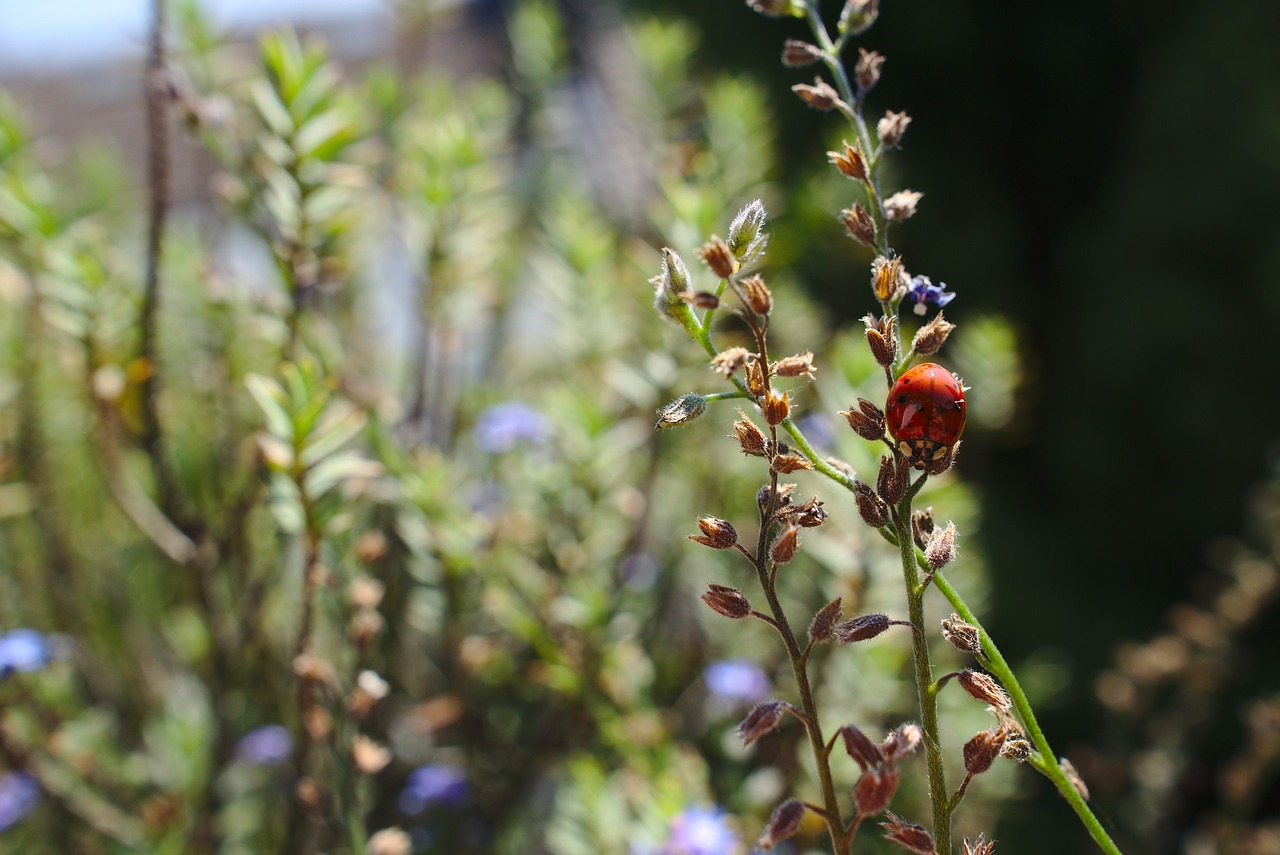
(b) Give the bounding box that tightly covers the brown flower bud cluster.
[689,516,738,549]
[702,583,752,620]
[878,110,912,148]
[840,397,885,441]
[876,454,910,506]
[854,48,885,91]
[841,722,923,820]
[698,236,737,279]
[871,255,904,303]
[912,312,955,356]
[829,140,868,181]
[863,313,897,366]
[793,78,847,112]
[924,521,957,571]
[941,614,982,655]
[841,204,877,247]
[739,274,773,315]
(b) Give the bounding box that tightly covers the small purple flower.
[235,725,294,766]
[704,660,770,705]
[664,806,740,855]
[472,402,550,454]
[399,763,468,815]
[0,771,41,832]
[904,275,955,316]
[0,630,53,679]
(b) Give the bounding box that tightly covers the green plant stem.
[893,494,949,852]
[929,569,1123,855]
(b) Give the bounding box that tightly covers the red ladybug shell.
[885,362,966,469]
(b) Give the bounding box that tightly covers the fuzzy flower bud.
[758,799,806,849]
[738,700,786,745]
[793,78,844,112]
[840,204,878,247]
[839,0,880,34]
[942,614,982,654]
[690,517,738,549]
[728,199,769,265]
[841,398,886,441]
[809,597,844,644]
[878,110,912,148]
[880,811,935,855]
[698,236,737,279]
[762,390,790,426]
[925,521,957,570]
[770,525,800,564]
[854,48,886,91]
[912,312,955,357]
[656,393,707,430]
[782,39,824,68]
[703,584,752,620]
[853,480,889,528]
[653,248,693,322]
[740,274,773,314]
[957,669,1012,712]
[829,140,868,181]
[884,190,923,222]
[835,613,896,643]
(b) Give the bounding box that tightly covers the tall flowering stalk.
[651,2,1125,853]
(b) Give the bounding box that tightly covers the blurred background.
[1,0,1278,853]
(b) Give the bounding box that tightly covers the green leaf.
[245,374,293,441]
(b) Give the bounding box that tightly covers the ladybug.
[885,362,966,470]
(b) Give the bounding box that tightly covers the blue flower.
[0,630,54,680]
[472,403,550,454]
[235,725,294,766]
[704,660,770,705]
[904,275,955,316]
[664,806,740,855]
[398,763,468,815]
[0,771,40,833]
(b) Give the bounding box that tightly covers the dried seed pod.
[881,723,923,763]
[957,669,1012,712]
[854,48,886,91]
[712,347,752,376]
[702,584,752,620]
[853,767,899,817]
[912,312,956,356]
[758,798,806,849]
[911,507,935,549]
[793,78,844,111]
[925,522,957,570]
[884,190,923,221]
[876,454,909,505]
[746,358,768,397]
[771,351,816,378]
[963,728,1007,775]
[772,453,813,474]
[840,204,878,247]
[1000,736,1031,762]
[878,110,912,148]
[835,613,891,643]
[689,517,738,549]
[863,313,898,365]
[697,235,737,279]
[738,700,786,745]
[771,525,800,564]
[685,291,721,310]
[732,410,769,457]
[871,256,903,303]
[809,597,844,643]
[762,390,790,426]
[829,140,868,181]
[782,39,823,68]
[941,614,982,654]
[1059,757,1090,801]
[841,398,886,440]
[922,439,960,476]
[853,480,890,528]
[879,811,935,855]
[964,833,997,855]
[840,724,886,771]
[740,274,773,315]
[790,496,827,527]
